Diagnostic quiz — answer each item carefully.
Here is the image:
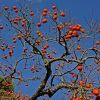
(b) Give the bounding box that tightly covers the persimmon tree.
[0,3,100,100]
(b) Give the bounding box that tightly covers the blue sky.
[0,0,99,24]
[0,0,100,23]
[0,0,100,100]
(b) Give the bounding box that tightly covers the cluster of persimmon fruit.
[36,5,65,27]
[42,43,54,59]
[64,24,85,40]
[0,5,66,41]
[69,63,100,100]
[69,82,100,100]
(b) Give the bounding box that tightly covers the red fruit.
[75,97,80,100]
[4,6,9,10]
[45,43,49,48]
[13,6,17,10]
[13,20,18,25]
[41,49,47,54]
[69,95,73,100]
[53,15,58,20]
[71,26,76,30]
[76,24,81,28]
[6,83,12,86]
[42,12,47,16]
[69,26,73,30]
[4,55,8,59]
[79,80,84,85]
[88,93,93,98]
[13,38,16,43]
[12,46,16,48]
[17,33,22,40]
[85,83,91,88]
[15,17,21,21]
[53,11,57,15]
[31,65,36,73]
[21,22,25,27]
[72,33,79,37]
[76,45,81,50]
[93,88,100,95]
[52,5,56,9]
[43,8,48,13]
[65,35,72,39]
[96,41,100,45]
[60,12,65,17]
[43,43,49,49]
[36,40,41,45]
[37,31,43,38]
[77,64,83,71]
[42,19,47,23]
[0,38,2,41]
[75,26,81,31]
[37,23,41,27]
[48,54,53,59]
[97,50,100,53]
[72,73,76,78]
[68,31,73,35]
[96,30,100,33]
[9,50,13,57]
[1,48,5,51]
[30,11,34,16]
[72,31,79,37]
[0,26,3,29]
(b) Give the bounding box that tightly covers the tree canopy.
[0,1,100,100]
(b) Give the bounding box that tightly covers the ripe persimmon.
[93,88,100,95]
[53,11,57,15]
[13,38,16,43]
[52,5,56,9]
[77,64,83,71]
[42,12,47,16]
[53,15,58,20]
[60,12,65,17]
[79,80,84,85]
[43,8,48,13]
[65,35,72,39]
[85,83,91,88]
[76,46,81,50]
[69,95,73,100]
[17,33,22,40]
[4,6,9,10]
[30,11,34,16]
[42,19,47,23]
[0,26,4,29]
[96,41,100,45]
[37,23,41,27]
[13,6,17,10]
